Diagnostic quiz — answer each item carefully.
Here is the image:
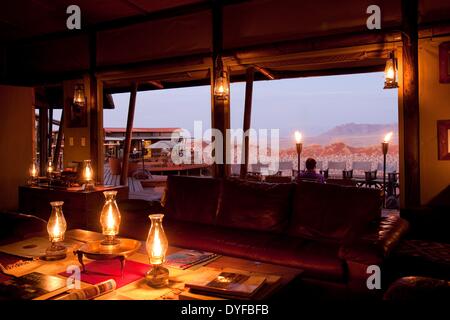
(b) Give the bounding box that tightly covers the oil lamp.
[99,191,121,245]
[28,160,39,185]
[73,84,86,106]
[382,132,393,207]
[384,52,398,89]
[83,160,94,190]
[145,214,169,288]
[46,157,54,178]
[294,131,303,176]
[45,201,67,260]
[213,56,229,100]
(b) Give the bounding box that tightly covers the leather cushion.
[165,219,345,282]
[216,179,294,233]
[289,182,381,242]
[163,175,221,225]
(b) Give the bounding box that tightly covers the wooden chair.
[326,161,346,177]
[352,161,372,178]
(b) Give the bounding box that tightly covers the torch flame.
[384,132,393,143]
[294,131,302,144]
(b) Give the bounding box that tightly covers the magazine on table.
[0,272,68,300]
[164,249,220,270]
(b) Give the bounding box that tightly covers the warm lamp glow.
[29,161,38,178]
[383,132,393,143]
[145,213,169,287]
[213,56,229,100]
[47,201,67,243]
[146,214,168,265]
[45,201,67,260]
[384,53,398,89]
[73,84,85,106]
[100,191,121,244]
[83,160,93,182]
[294,131,303,144]
[47,158,54,174]
[214,70,230,99]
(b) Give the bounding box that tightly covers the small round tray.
[74,238,141,275]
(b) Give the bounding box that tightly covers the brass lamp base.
[84,183,95,191]
[101,235,120,246]
[45,243,67,261]
[146,265,169,288]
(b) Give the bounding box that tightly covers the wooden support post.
[401,0,421,207]
[120,83,138,186]
[211,0,230,178]
[240,67,254,178]
[53,110,64,169]
[38,106,48,174]
[88,31,104,183]
[48,107,53,159]
[89,75,101,183]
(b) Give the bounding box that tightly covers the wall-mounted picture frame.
[437,120,450,160]
[439,42,450,83]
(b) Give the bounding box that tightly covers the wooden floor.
[103,166,163,201]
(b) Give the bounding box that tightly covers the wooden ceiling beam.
[253,65,275,80]
[148,80,164,89]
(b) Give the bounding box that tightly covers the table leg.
[119,256,125,278]
[77,252,86,273]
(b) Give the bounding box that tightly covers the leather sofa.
[0,175,409,297]
[135,175,409,295]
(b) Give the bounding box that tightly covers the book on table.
[164,249,219,270]
[184,270,267,299]
[0,272,68,300]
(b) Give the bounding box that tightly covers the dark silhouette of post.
[120,83,138,186]
[240,67,254,179]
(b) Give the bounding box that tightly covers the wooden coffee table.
[3,229,303,300]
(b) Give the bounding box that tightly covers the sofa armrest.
[0,212,48,245]
[339,215,409,266]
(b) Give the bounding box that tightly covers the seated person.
[297,158,325,183]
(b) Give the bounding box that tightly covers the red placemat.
[59,259,149,289]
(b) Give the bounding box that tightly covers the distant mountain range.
[302,123,398,147]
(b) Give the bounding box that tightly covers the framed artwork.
[437,120,450,160]
[439,42,450,83]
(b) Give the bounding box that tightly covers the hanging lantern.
[73,84,86,106]
[213,57,230,100]
[384,53,398,89]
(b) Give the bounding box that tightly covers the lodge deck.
[103,165,163,201]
